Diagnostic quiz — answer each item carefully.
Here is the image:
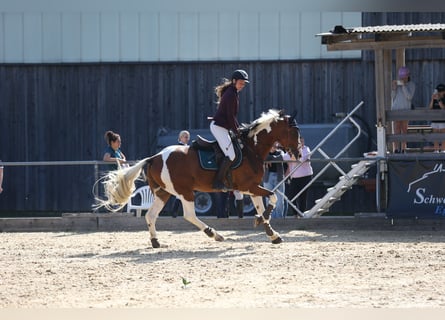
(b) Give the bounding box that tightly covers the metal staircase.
[272,101,379,218]
[302,159,376,218]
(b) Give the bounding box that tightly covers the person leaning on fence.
[429,83,445,153]
[390,66,416,154]
[103,130,127,170]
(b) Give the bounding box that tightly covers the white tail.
[93,157,151,211]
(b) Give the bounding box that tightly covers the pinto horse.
[95,109,300,248]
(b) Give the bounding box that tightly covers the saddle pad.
[197,149,242,170]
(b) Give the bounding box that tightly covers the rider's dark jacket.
[212,85,239,133]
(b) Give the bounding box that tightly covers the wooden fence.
[0,58,444,212]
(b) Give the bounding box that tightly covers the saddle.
[191,134,243,170]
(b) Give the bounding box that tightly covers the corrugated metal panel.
[0,10,361,63]
[23,13,42,62]
[81,13,100,62]
[352,23,445,33]
[362,13,445,61]
[62,13,81,62]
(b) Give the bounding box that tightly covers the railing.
[268,101,368,217]
[0,160,136,212]
[386,109,445,143]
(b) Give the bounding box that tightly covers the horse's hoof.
[151,238,161,248]
[214,233,225,242]
[271,237,283,244]
[253,215,264,227]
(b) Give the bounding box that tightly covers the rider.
[210,69,249,191]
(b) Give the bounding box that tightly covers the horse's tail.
[93,157,152,212]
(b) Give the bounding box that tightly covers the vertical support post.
[374,49,387,155]
[93,163,99,212]
[395,48,406,72]
[374,48,393,213]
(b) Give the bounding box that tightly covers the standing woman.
[103,130,127,170]
[391,66,416,153]
[429,83,445,152]
[286,137,313,216]
[210,69,249,190]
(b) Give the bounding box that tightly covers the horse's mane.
[245,109,284,139]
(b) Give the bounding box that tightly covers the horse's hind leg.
[145,191,170,248]
[144,198,165,248]
[180,197,224,242]
[250,195,282,244]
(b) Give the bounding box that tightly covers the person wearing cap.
[210,69,249,191]
[428,83,445,152]
[391,66,416,153]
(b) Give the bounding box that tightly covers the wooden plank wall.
[0,60,377,211]
[1,57,444,212]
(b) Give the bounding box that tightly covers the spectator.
[0,161,4,194]
[177,130,190,146]
[172,130,190,217]
[286,137,313,217]
[391,66,416,153]
[103,130,127,170]
[233,190,244,218]
[213,191,244,218]
[263,142,290,218]
[214,192,230,218]
[428,83,445,153]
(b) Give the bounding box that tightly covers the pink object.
[398,66,410,78]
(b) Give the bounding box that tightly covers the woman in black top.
[429,83,445,152]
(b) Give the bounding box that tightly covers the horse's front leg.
[250,189,283,244]
[180,196,224,242]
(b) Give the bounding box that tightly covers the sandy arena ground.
[1,228,445,308]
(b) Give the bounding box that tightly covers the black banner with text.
[387,160,445,218]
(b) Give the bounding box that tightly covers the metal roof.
[318,23,445,51]
[347,23,445,34]
[318,23,445,36]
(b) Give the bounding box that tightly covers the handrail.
[386,109,445,121]
[0,160,139,211]
[270,101,366,217]
[0,160,136,166]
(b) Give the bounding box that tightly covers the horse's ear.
[289,110,298,127]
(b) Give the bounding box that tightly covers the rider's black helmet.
[231,69,249,83]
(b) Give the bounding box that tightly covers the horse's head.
[246,109,301,158]
[280,112,301,158]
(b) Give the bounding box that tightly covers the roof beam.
[324,37,445,51]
